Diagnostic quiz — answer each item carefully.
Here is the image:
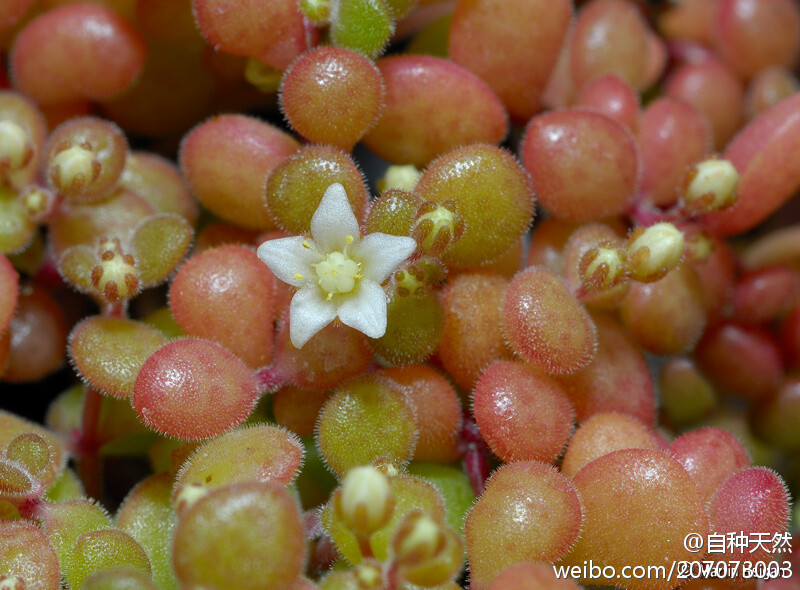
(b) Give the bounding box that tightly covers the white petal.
[310,183,360,253]
[353,233,417,284]
[257,236,319,287]
[337,280,388,339]
[289,287,338,348]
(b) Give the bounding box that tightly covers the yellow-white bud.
[683,157,739,214]
[50,144,100,194]
[625,222,684,283]
[245,59,283,93]
[336,465,394,537]
[0,576,25,590]
[355,561,382,588]
[412,201,465,256]
[174,482,209,513]
[390,511,465,586]
[392,512,445,566]
[683,229,714,263]
[579,246,627,291]
[0,120,33,175]
[20,186,54,222]
[379,165,422,193]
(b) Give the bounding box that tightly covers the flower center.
[313,236,362,299]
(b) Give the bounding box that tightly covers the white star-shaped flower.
[257,183,418,349]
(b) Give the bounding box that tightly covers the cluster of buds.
[579,221,687,293]
[331,465,464,588]
[578,156,739,293]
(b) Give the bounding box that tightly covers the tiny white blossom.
[257,183,418,348]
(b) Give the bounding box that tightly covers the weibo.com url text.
[553,559,793,582]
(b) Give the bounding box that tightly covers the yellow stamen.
[314,249,361,298]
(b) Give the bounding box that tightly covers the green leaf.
[99,432,159,457]
[331,0,395,58]
[131,213,193,287]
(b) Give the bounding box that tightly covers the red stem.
[102,301,125,318]
[77,386,104,501]
[383,559,400,590]
[463,445,489,497]
[76,301,124,501]
[460,413,489,496]
[357,534,375,559]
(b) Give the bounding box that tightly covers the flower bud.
[354,561,383,588]
[245,59,283,93]
[412,201,465,256]
[682,157,739,214]
[335,465,395,537]
[682,228,714,263]
[19,185,55,223]
[391,511,464,587]
[90,237,140,302]
[174,482,209,513]
[579,246,627,291]
[394,265,425,297]
[0,120,33,182]
[394,256,447,297]
[49,143,101,195]
[379,165,422,193]
[392,511,445,566]
[0,576,26,590]
[625,222,684,283]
